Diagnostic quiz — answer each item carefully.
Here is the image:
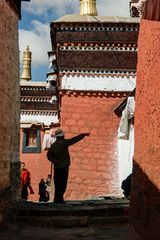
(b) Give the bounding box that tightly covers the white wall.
[61,74,136,91]
[118,124,134,185]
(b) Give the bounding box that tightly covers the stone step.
[7,199,130,228]
[1,200,142,240]
[0,224,142,240]
[15,205,129,217]
[13,215,129,228]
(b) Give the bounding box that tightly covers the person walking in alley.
[20,162,34,200]
[38,178,49,202]
[47,128,90,204]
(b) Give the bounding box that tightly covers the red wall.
[20,130,51,201]
[60,94,124,200]
[131,20,160,240]
[20,93,125,201]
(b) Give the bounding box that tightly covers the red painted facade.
[50,16,139,200]
[20,129,51,201]
[20,16,139,201]
[60,94,123,199]
[20,83,58,201]
[131,20,160,240]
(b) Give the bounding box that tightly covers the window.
[22,126,41,153]
[26,127,37,147]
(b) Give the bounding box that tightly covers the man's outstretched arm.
[65,133,90,146]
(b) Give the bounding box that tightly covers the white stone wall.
[118,124,134,186]
[61,74,136,92]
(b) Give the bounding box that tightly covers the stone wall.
[130,20,160,240]
[0,0,20,225]
[60,94,124,200]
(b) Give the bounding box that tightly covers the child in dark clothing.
[38,179,49,202]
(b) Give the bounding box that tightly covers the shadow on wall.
[130,160,160,240]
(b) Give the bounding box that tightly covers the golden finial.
[80,0,98,16]
[21,46,32,81]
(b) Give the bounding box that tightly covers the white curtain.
[42,130,56,150]
[118,97,135,140]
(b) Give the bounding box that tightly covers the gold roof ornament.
[80,0,98,16]
[21,46,32,81]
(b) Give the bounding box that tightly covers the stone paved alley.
[0,199,141,240]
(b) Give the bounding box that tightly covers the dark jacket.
[50,133,87,168]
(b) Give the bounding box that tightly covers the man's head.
[53,128,65,138]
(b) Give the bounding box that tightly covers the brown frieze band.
[59,89,130,98]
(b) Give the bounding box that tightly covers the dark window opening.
[26,127,37,147]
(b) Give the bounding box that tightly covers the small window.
[22,126,41,153]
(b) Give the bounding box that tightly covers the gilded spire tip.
[80,0,98,16]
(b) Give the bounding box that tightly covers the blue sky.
[19,0,130,82]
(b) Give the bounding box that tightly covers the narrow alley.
[0,199,141,240]
[0,1,160,240]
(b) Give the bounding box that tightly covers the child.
[38,179,49,202]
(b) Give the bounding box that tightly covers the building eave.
[20,81,47,87]
[52,14,140,24]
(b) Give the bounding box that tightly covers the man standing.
[20,162,34,200]
[47,129,90,204]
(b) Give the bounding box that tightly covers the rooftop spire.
[21,46,32,81]
[80,0,98,16]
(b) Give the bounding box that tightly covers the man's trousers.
[54,166,69,203]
